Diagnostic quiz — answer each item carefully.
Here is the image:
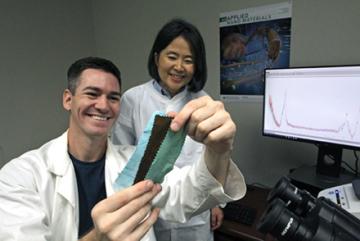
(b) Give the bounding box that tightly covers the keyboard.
[222,202,257,226]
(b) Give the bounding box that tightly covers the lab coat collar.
[149,79,189,102]
[46,131,71,176]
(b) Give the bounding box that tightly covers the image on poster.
[220,1,292,101]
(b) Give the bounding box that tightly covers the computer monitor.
[262,65,360,183]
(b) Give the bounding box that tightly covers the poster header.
[220,1,292,27]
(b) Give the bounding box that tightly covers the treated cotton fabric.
[113,111,186,191]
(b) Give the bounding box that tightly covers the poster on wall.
[220,1,292,101]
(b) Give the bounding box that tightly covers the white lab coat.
[111,80,214,241]
[0,131,246,241]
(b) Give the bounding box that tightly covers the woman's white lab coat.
[0,132,246,241]
[111,80,217,241]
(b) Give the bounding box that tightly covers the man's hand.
[169,96,236,184]
[211,207,224,230]
[83,180,161,241]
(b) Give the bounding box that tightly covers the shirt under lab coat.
[0,131,246,241]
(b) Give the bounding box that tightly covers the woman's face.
[155,36,195,96]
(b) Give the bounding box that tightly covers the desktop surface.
[288,165,356,196]
[215,185,276,241]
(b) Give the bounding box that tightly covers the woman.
[112,18,223,241]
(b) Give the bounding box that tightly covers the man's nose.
[95,95,109,111]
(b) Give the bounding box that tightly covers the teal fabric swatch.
[113,111,186,191]
[145,124,186,183]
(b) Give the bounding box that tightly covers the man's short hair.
[67,57,122,94]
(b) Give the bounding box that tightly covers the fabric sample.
[113,111,186,191]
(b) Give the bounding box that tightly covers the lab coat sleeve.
[111,92,136,145]
[152,155,246,223]
[0,158,51,241]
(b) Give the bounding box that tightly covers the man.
[0,57,246,241]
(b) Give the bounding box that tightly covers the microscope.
[256,176,360,241]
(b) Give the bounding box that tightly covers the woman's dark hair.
[147,18,207,92]
[67,56,121,94]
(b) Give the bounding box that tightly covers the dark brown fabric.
[133,115,172,184]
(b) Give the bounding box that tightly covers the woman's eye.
[185,59,193,64]
[167,55,177,60]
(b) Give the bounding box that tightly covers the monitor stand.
[288,165,356,196]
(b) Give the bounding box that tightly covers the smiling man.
[64,67,122,160]
[0,56,246,241]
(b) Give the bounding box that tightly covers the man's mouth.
[88,114,110,121]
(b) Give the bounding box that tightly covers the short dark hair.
[67,56,122,94]
[147,19,207,92]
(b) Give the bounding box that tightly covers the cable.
[248,182,271,189]
[325,152,358,176]
[354,151,359,177]
[342,160,357,175]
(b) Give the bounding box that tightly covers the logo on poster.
[220,13,272,25]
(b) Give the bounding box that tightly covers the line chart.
[267,93,360,141]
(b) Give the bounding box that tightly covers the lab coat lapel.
[104,141,127,197]
[47,132,78,206]
[55,159,78,208]
[51,162,79,240]
[46,132,79,238]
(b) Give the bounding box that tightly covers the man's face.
[63,68,121,139]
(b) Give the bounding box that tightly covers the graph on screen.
[263,66,360,148]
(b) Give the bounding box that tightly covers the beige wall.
[0,0,96,166]
[1,0,360,187]
[91,0,360,186]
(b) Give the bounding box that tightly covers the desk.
[288,165,355,196]
[215,185,275,241]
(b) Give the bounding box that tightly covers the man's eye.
[109,96,120,102]
[86,92,98,98]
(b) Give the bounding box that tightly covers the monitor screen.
[263,65,360,178]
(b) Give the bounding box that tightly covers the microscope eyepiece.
[257,198,314,241]
[268,176,315,216]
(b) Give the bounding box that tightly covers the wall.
[91,0,360,186]
[0,1,96,166]
[1,1,359,187]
